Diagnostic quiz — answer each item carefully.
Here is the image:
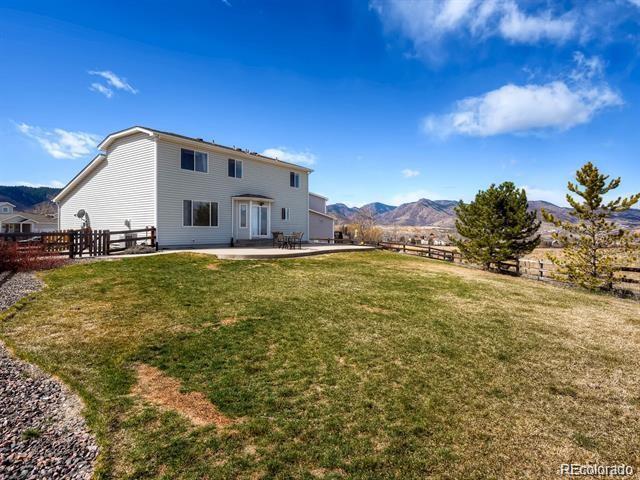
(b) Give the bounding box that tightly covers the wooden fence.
[0,227,157,258]
[377,241,640,296]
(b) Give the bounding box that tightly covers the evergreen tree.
[542,162,640,291]
[451,182,540,270]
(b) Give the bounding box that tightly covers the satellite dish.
[76,209,86,218]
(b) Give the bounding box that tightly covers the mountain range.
[327,199,640,230]
[0,185,60,213]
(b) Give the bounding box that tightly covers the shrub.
[0,240,67,273]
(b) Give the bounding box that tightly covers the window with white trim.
[181,149,208,173]
[183,200,218,227]
[281,207,290,221]
[228,159,243,178]
[290,172,300,188]
[240,204,248,228]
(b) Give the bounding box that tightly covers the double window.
[183,200,218,227]
[281,207,290,221]
[181,149,208,173]
[290,172,300,188]
[228,159,243,178]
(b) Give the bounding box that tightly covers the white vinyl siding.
[156,138,309,246]
[309,194,327,213]
[309,210,334,240]
[58,132,156,231]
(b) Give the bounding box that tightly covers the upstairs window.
[281,208,290,221]
[228,159,243,178]
[181,149,208,173]
[290,172,300,188]
[183,200,218,227]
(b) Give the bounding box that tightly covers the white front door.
[251,205,270,238]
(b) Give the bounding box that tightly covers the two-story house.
[53,126,333,248]
[0,202,57,234]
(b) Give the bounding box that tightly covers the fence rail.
[376,240,640,296]
[0,226,157,258]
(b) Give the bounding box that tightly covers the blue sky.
[1,0,639,207]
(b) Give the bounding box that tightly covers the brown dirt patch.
[132,364,234,428]
[358,304,393,315]
[206,263,220,270]
[220,316,240,326]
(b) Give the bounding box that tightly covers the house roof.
[309,209,335,220]
[309,192,328,201]
[55,126,314,204]
[0,211,57,224]
[232,194,274,202]
[0,202,16,207]
[98,126,314,173]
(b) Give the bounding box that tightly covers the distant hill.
[0,186,61,211]
[328,198,640,230]
[361,202,396,216]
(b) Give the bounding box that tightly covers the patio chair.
[272,231,283,248]
[292,232,304,250]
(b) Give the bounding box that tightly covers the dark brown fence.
[377,241,640,296]
[0,227,157,258]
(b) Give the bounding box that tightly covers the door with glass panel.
[251,205,269,237]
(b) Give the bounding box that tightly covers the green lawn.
[1,251,639,479]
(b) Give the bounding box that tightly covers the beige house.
[54,126,333,248]
[0,202,57,233]
[308,193,335,240]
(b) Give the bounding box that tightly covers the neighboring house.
[0,202,57,233]
[308,192,335,240]
[54,126,332,248]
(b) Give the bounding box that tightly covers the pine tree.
[451,182,540,270]
[542,162,640,291]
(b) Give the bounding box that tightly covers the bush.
[0,241,68,273]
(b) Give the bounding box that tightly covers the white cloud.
[6,180,65,188]
[371,0,576,62]
[401,168,420,178]
[262,147,316,166]
[17,123,101,159]
[423,53,622,137]
[498,1,574,43]
[89,82,113,99]
[390,189,443,205]
[88,70,138,96]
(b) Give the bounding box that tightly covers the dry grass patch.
[132,364,235,428]
[357,304,393,315]
[206,263,220,270]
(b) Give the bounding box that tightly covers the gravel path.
[0,272,98,479]
[0,273,44,312]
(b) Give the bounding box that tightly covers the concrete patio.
[176,244,375,260]
[108,244,375,260]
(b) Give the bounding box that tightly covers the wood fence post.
[104,230,110,255]
[539,260,544,280]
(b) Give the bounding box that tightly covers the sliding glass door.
[251,205,269,237]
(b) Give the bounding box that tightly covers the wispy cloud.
[16,123,101,159]
[89,82,113,98]
[221,0,232,6]
[88,70,138,97]
[371,0,576,63]
[423,53,622,138]
[401,168,420,178]
[262,147,316,166]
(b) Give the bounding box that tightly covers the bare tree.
[352,206,383,244]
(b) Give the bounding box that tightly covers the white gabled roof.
[55,126,315,204]
[309,209,335,220]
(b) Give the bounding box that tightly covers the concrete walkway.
[108,244,375,260]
